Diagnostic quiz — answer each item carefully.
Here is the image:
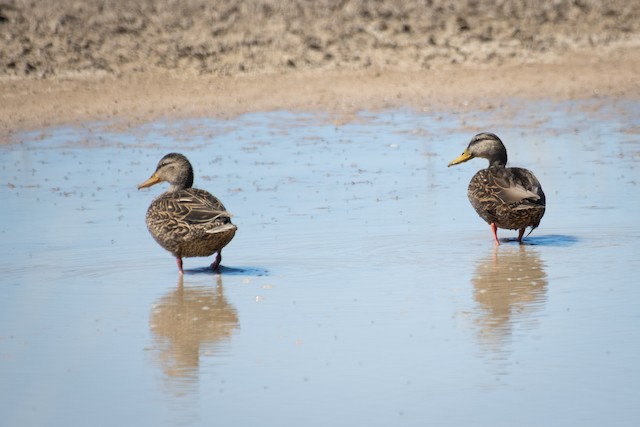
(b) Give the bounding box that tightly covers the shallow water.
[1,101,639,427]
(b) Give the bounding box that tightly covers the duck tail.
[525,225,538,238]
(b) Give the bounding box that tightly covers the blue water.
[1,101,639,427]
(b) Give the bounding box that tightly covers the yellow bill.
[448,149,473,167]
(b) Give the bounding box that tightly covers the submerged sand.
[1,0,639,140]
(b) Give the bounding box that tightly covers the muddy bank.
[2,0,639,77]
[2,50,639,140]
[0,0,639,139]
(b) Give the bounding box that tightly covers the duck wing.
[179,189,233,225]
[151,188,233,229]
[490,167,546,206]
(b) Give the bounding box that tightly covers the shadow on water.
[470,245,548,372]
[149,275,239,396]
[499,234,579,247]
[185,265,269,276]
[528,234,579,247]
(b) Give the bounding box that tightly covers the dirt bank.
[1,0,639,140]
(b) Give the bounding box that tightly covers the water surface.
[1,101,639,427]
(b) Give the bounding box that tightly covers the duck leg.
[490,222,500,245]
[210,252,222,271]
[517,228,526,244]
[176,257,184,274]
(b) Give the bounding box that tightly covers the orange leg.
[517,228,525,243]
[490,222,500,245]
[210,252,222,271]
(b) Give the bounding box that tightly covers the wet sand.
[1,0,640,140]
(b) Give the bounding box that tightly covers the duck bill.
[448,150,473,167]
[137,173,161,189]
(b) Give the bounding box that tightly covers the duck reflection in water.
[149,275,239,392]
[472,245,548,361]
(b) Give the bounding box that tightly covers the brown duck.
[138,153,237,273]
[448,133,545,245]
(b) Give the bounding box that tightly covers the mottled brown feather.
[139,153,237,266]
[448,133,546,239]
[468,166,545,231]
[146,188,237,259]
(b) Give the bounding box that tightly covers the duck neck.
[488,152,507,168]
[167,184,187,192]
[167,166,194,192]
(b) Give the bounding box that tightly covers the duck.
[138,153,237,273]
[447,132,545,245]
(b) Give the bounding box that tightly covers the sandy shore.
[1,0,639,141]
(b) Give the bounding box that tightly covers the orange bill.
[137,173,161,189]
